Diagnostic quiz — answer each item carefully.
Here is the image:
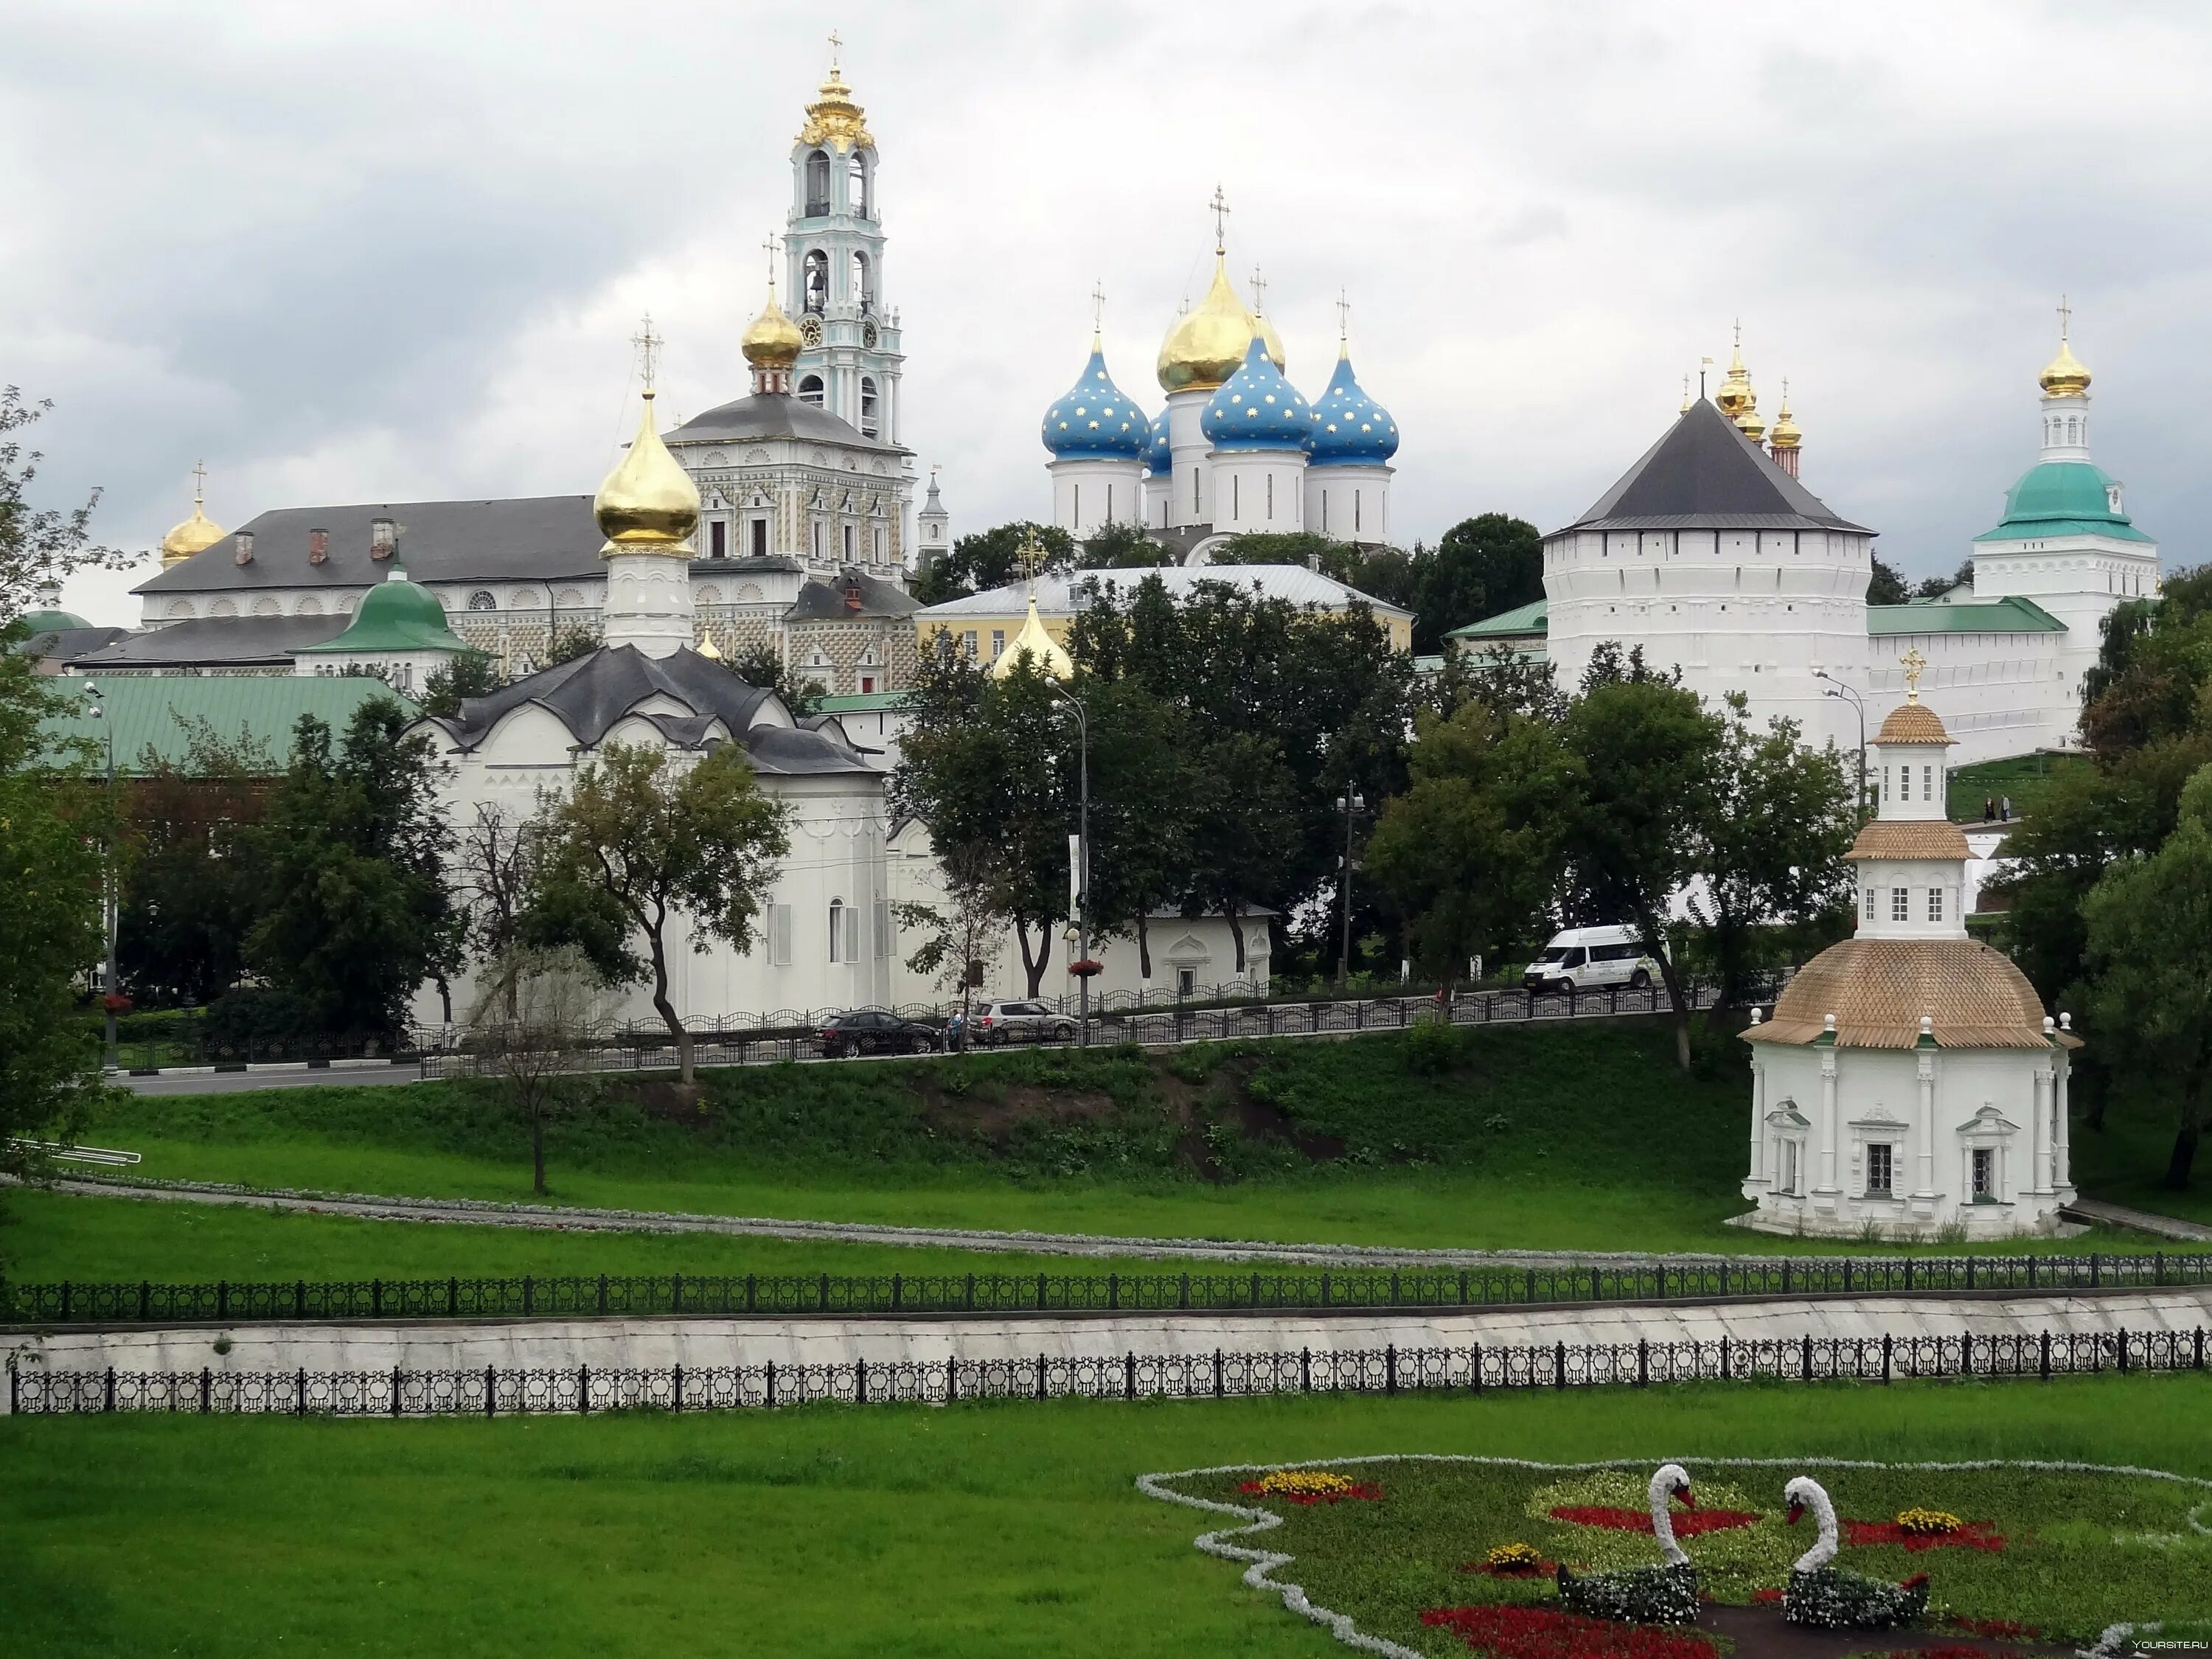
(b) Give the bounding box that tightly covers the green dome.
[1975,459,2152,544]
[297,571,468,655]
[21,607,93,635]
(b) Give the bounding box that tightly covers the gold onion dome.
[990,595,1075,681]
[742,284,804,369]
[595,390,700,555]
[1736,394,1767,445]
[1770,389,1801,450]
[1158,255,1260,393]
[1716,337,1752,420]
[2039,334,2091,398]
[160,492,225,566]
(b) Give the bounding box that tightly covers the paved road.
[2065,1197,2212,1242]
[120,1064,423,1096]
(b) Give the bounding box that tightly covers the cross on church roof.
[1901,646,1928,703]
[1209,184,1230,252]
[632,313,663,393]
[2057,292,2073,341]
[1091,280,1106,340]
[1336,290,1352,341]
[191,458,207,504]
[1249,265,1269,316]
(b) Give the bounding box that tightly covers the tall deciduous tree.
[523,742,791,1082]
[1366,703,1576,989]
[2083,766,2212,1189]
[245,701,459,1034]
[728,641,824,717]
[1559,660,1721,1071]
[892,840,1008,1022]
[1422,513,1543,651]
[467,945,611,1195]
[116,720,274,1006]
[908,521,1074,606]
[1,386,131,613]
[1683,695,1855,1019]
[415,650,504,719]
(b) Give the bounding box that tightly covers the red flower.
[1952,1617,2040,1639]
[1843,1518,2006,1552]
[1750,1588,1783,1604]
[1548,1504,1763,1538]
[1421,1606,1718,1659]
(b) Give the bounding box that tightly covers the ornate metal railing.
[7,1250,2205,1326]
[12,1327,2205,1416]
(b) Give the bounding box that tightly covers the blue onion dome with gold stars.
[1040,344,1151,460]
[1307,347,1399,466]
[1201,335,1314,452]
[1146,408,1172,475]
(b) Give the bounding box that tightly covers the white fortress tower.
[1543,392,1872,754]
[787,40,903,445]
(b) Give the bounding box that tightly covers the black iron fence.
[8,1250,2205,1327]
[419,977,1779,1079]
[12,1327,2205,1417]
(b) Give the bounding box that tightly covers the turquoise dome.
[1201,336,1314,452]
[1308,350,1399,467]
[1975,459,2152,544]
[1146,408,1172,476]
[20,607,92,635]
[1041,347,1150,461]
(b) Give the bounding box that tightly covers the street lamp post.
[1051,685,1091,1043]
[1814,671,1868,823]
[80,680,120,1073]
[1333,785,1366,990]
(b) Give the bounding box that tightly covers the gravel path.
[2065,1197,2212,1242]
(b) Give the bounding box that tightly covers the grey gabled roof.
[786,569,922,620]
[23,625,130,663]
[430,643,875,774]
[1554,398,1871,535]
[73,613,349,668]
[135,495,608,596]
[664,392,902,453]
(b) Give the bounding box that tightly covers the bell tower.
[787,35,903,445]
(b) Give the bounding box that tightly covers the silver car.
[973,999,1078,1046]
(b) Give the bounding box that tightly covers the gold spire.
[1735,385,1767,444]
[1901,646,1929,703]
[696,623,724,661]
[159,460,226,567]
[1770,378,1801,450]
[2038,294,2091,398]
[1716,321,1752,419]
[990,594,1076,682]
[1158,189,1256,392]
[797,33,873,151]
[742,237,804,370]
[596,322,700,557]
[1680,374,1693,415]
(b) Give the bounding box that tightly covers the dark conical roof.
[1554,398,1870,535]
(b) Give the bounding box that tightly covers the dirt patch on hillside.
[1158,1055,1346,1180]
[608,1079,709,1121]
[917,1081,1124,1152]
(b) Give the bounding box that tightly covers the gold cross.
[827,28,842,66]
[762,234,781,290]
[190,459,207,505]
[2057,292,2072,341]
[1017,529,1046,590]
[1336,289,1351,341]
[1249,265,1268,316]
[1209,184,1230,252]
[632,313,663,393]
[1091,280,1106,338]
[1901,646,1928,703]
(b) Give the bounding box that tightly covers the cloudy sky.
[10,0,2210,625]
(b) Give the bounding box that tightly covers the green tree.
[1082,521,1172,568]
[1366,703,1576,990]
[523,742,791,1083]
[415,650,504,719]
[1422,513,1543,651]
[1866,554,1909,607]
[545,625,600,667]
[1912,558,1977,600]
[728,641,823,717]
[1559,663,1722,1071]
[466,945,610,1194]
[2082,767,2212,1189]
[1683,696,1855,1018]
[244,701,459,1034]
[1078,679,1199,978]
[908,521,1075,606]
[893,839,1008,1023]
[1,386,131,610]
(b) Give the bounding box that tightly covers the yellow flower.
[1252,1469,1354,1498]
[1487,1542,1543,1568]
[1896,1506,1964,1535]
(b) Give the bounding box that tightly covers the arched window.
[850,251,872,313]
[803,250,828,315]
[804,150,831,216]
[847,150,869,218]
[467,591,496,611]
[799,374,825,408]
[859,376,880,438]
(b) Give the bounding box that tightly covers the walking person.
[1983,795,1994,823]
[2000,795,2012,822]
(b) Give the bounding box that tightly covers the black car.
[818,1010,942,1058]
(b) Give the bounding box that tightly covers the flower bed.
[1238,1469,1383,1506]
[1140,1455,2212,1652]
[1419,1605,1717,1659]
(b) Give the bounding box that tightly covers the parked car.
[973,999,1079,1046]
[818,1010,942,1058]
[1522,925,1663,992]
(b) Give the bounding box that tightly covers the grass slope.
[4,1375,2208,1658]
[5,1021,2196,1283]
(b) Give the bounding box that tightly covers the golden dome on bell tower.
[797,33,873,152]
[1715,323,1753,420]
[595,321,700,556]
[159,462,226,567]
[2039,297,2091,398]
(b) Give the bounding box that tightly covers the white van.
[1522,925,1663,992]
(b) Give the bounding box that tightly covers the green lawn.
[1948,751,2089,822]
[4,1375,2208,1657]
[4,1023,2195,1282]
[2073,1094,2212,1227]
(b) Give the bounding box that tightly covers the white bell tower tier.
[595,379,703,660]
[1736,670,2080,1239]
